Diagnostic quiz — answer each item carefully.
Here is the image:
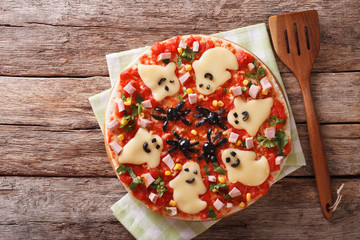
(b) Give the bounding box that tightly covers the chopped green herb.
[209,183,227,191]
[269,116,286,126]
[181,47,195,62]
[177,55,182,67]
[124,123,135,132]
[258,66,266,78]
[257,134,275,148]
[162,59,170,64]
[273,129,289,156]
[247,81,254,88]
[151,176,168,196]
[245,72,256,79]
[116,164,144,190]
[252,59,258,66]
[222,88,227,94]
[167,208,171,213]
[208,206,217,219]
[135,93,144,104]
[241,86,247,92]
[204,165,210,175]
[121,92,126,101]
[136,103,145,114]
[212,162,226,175]
[241,141,246,148]
[175,87,188,102]
[223,194,232,199]
[176,95,186,102]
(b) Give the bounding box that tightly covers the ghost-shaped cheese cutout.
[138,62,180,102]
[169,161,207,214]
[192,47,238,95]
[228,97,273,137]
[117,128,163,168]
[221,149,270,186]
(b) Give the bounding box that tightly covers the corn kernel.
[177,48,183,54]
[169,200,177,207]
[218,100,224,107]
[236,140,241,146]
[212,189,218,193]
[262,89,269,95]
[186,88,193,94]
[118,134,125,141]
[139,112,145,118]
[239,202,246,208]
[191,129,198,135]
[212,100,218,107]
[124,98,132,106]
[174,163,182,171]
[120,118,127,125]
[137,176,141,180]
[165,170,171,176]
[243,80,249,85]
[246,193,252,202]
[185,64,192,71]
[218,176,225,183]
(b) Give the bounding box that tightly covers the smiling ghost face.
[138,62,180,101]
[192,47,238,95]
[117,128,163,168]
[228,97,274,137]
[221,148,270,186]
[169,161,207,214]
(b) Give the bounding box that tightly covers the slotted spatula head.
[269,10,320,82]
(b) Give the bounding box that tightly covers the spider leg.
[193,113,205,118]
[196,106,210,115]
[180,115,192,126]
[189,141,199,147]
[207,128,213,141]
[152,114,166,121]
[210,155,217,162]
[218,121,228,130]
[217,109,226,114]
[183,150,192,159]
[175,101,185,111]
[218,116,227,120]
[197,153,206,162]
[172,130,181,139]
[213,132,223,142]
[162,120,169,131]
[155,107,166,114]
[196,119,207,128]
[216,138,228,147]
[206,154,211,163]
[180,109,191,115]
[166,139,178,145]
[188,148,199,153]
[168,145,177,153]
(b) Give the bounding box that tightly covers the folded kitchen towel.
[89,23,306,240]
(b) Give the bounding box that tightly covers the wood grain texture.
[0,0,359,76]
[0,72,358,131]
[0,124,359,177]
[0,177,358,239]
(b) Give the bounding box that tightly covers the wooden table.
[1,0,359,239]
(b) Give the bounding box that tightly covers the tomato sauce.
[107,36,291,220]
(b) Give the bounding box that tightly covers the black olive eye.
[152,138,157,143]
[204,73,213,80]
[230,151,236,157]
[165,86,169,91]
[156,145,160,149]
[158,78,166,85]
[184,168,189,172]
[194,170,198,174]
[242,111,249,121]
[199,83,203,88]
[233,112,238,118]
[235,120,239,124]
[206,85,210,90]
[170,80,175,83]
[226,157,231,163]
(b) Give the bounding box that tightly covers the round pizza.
[104,35,291,221]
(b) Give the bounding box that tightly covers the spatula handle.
[300,80,333,219]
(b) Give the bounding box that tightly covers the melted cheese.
[138,62,180,101]
[117,128,163,168]
[228,97,273,137]
[193,47,238,95]
[169,161,207,214]
[221,149,270,186]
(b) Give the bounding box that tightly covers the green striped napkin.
[89,23,306,240]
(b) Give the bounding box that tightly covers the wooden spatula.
[269,10,333,219]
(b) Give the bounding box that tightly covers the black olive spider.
[166,130,199,159]
[193,106,228,130]
[197,128,228,163]
[152,101,192,131]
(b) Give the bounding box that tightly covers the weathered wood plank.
[0,124,359,177]
[0,73,358,130]
[0,0,359,76]
[0,177,358,239]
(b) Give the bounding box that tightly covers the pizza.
[104,35,291,221]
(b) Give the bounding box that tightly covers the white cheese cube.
[188,93,197,104]
[232,86,242,96]
[123,82,136,95]
[166,207,177,216]
[214,199,225,210]
[162,154,175,169]
[179,72,190,84]
[260,77,272,91]
[149,192,159,203]
[275,156,284,165]
[141,99,152,109]
[229,132,239,143]
[178,40,187,49]
[141,173,155,188]
[107,119,119,131]
[264,127,276,139]
[208,175,216,182]
[109,141,122,155]
[249,85,260,99]
[117,100,125,113]
[229,187,242,198]
[138,118,152,128]
[245,137,254,149]
[192,41,199,52]
[157,52,171,61]
[247,63,255,73]
[226,203,234,208]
